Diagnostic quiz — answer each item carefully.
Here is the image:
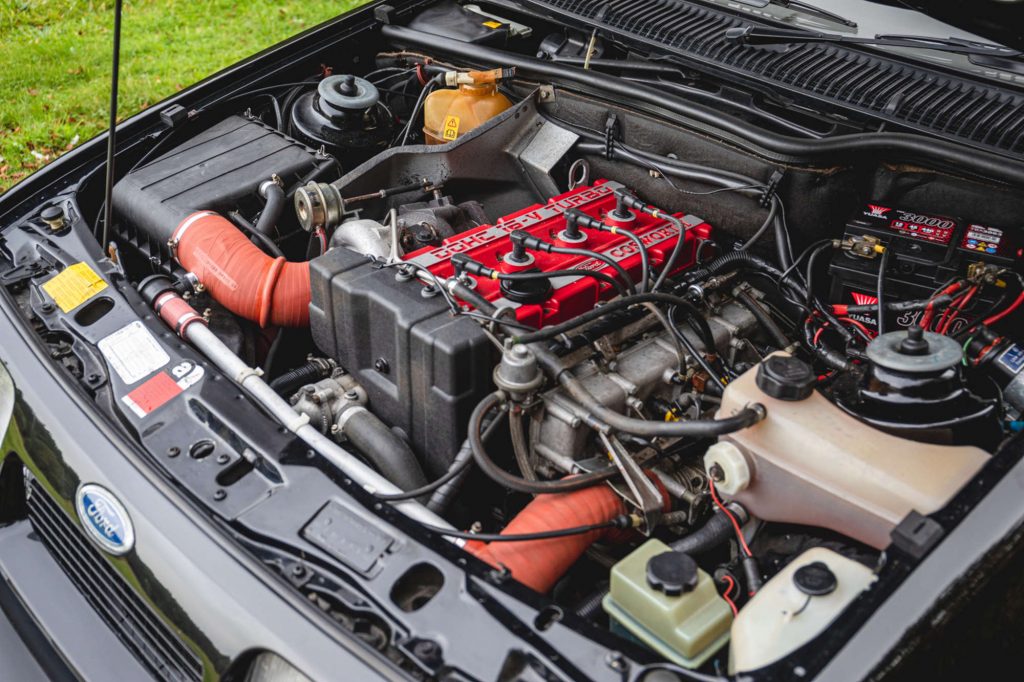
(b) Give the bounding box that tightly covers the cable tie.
[760,169,785,208]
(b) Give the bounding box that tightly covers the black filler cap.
[793,561,838,596]
[756,355,815,401]
[647,551,699,596]
[499,271,553,305]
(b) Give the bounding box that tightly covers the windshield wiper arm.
[732,0,857,29]
[725,26,1023,59]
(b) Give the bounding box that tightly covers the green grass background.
[0,0,366,193]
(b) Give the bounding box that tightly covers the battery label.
[860,204,957,245]
[887,211,956,245]
[961,224,1004,256]
[997,344,1024,376]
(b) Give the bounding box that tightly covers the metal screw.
[605,652,628,673]
[167,446,180,458]
[709,463,725,482]
[413,640,440,661]
[87,373,100,383]
[216,454,230,465]
[374,358,390,374]
[213,489,227,501]
[40,302,54,314]
[291,563,306,578]
[344,390,359,401]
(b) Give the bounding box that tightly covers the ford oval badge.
[75,484,135,556]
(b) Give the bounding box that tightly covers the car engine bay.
[3,1,1024,678]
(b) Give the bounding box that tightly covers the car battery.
[829,202,1021,333]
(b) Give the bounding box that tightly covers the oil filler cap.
[756,355,815,401]
[793,561,838,596]
[646,551,699,596]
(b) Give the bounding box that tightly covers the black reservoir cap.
[756,355,815,401]
[793,561,838,596]
[647,551,699,596]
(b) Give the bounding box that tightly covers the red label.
[851,292,879,306]
[122,372,182,418]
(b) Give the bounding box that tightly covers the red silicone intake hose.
[172,212,310,327]
[465,485,628,593]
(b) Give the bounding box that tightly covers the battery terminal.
[841,234,885,259]
[966,261,1007,286]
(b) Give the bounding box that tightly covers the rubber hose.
[669,503,749,554]
[342,409,428,492]
[381,25,1024,185]
[555,371,764,438]
[227,211,285,258]
[427,407,503,513]
[736,290,791,349]
[470,393,620,494]
[427,437,474,514]
[575,141,760,194]
[172,211,311,327]
[803,319,854,372]
[255,182,286,236]
[269,360,331,397]
[685,250,787,289]
[465,484,628,593]
[509,407,538,481]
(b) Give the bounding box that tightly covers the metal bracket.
[600,432,662,533]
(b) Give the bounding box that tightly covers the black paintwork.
[1,1,1024,680]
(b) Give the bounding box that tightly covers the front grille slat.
[27,500,194,678]
[530,0,1024,155]
[27,481,203,682]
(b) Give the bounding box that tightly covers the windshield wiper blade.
[725,26,1023,59]
[732,0,857,29]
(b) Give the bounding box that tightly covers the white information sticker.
[98,321,170,385]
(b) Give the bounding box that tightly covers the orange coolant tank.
[423,68,513,144]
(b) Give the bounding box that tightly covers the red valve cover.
[402,180,713,327]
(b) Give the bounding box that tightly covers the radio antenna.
[101,0,124,250]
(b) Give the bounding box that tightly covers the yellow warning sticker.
[41,262,108,313]
[482,20,502,29]
[442,115,461,141]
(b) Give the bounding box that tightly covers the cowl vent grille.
[530,0,1024,154]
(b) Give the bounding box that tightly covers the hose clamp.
[169,211,216,262]
[335,404,369,433]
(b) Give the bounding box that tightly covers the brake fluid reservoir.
[708,354,989,549]
[602,540,732,669]
[730,548,876,673]
[423,69,513,144]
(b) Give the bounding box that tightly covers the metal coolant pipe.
[141,277,454,530]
